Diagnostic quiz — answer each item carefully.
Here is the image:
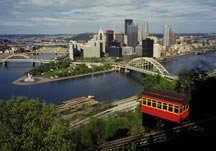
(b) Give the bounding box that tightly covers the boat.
[87,95,95,99]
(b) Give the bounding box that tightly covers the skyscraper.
[98,27,106,56]
[127,23,138,47]
[142,38,154,57]
[124,19,133,35]
[163,25,172,47]
[171,31,176,45]
[106,30,114,47]
[115,32,125,47]
[69,41,74,60]
[142,21,149,40]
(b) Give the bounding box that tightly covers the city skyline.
[0,0,215,34]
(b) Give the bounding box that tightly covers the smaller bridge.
[0,54,54,66]
[113,57,177,80]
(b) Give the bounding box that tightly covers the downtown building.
[105,29,122,58]
[83,27,106,58]
[142,38,154,57]
[124,19,138,47]
[127,23,138,47]
[124,19,133,35]
[163,25,172,47]
[106,30,114,49]
[142,21,149,40]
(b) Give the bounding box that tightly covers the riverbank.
[156,51,196,63]
[157,49,216,63]
[13,69,115,85]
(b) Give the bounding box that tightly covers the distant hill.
[69,32,95,43]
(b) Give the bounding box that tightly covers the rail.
[86,116,216,151]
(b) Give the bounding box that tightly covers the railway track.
[85,117,216,151]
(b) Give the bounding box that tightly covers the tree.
[73,117,105,150]
[140,74,175,90]
[0,96,73,151]
[174,66,216,119]
[175,66,208,98]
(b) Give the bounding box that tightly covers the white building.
[122,46,134,55]
[153,44,162,58]
[148,36,159,44]
[142,21,149,40]
[83,27,106,58]
[69,40,74,60]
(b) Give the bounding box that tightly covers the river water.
[0,51,216,105]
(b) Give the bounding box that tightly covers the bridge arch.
[4,54,30,61]
[125,57,170,77]
[0,53,53,65]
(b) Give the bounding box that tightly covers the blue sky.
[0,0,215,34]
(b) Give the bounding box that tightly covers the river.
[0,51,216,105]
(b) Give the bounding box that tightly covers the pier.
[56,96,98,113]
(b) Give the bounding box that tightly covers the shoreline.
[13,69,115,86]
[157,49,216,63]
[156,51,196,63]
[12,49,216,86]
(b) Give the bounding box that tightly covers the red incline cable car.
[141,88,189,124]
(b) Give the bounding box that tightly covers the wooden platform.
[56,96,97,113]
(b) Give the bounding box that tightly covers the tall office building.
[127,23,138,47]
[106,30,114,47]
[163,25,172,47]
[142,38,154,57]
[115,32,125,47]
[69,41,74,60]
[98,27,106,55]
[124,19,133,35]
[171,31,176,45]
[138,29,142,45]
[142,21,149,40]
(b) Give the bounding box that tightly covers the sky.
[0,0,215,34]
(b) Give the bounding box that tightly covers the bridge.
[0,54,54,66]
[113,57,177,80]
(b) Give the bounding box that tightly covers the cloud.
[0,0,215,34]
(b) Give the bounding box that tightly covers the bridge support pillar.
[32,62,35,67]
[4,61,7,67]
[124,68,130,73]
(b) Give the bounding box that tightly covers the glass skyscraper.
[127,23,138,47]
[124,19,133,35]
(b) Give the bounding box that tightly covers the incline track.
[85,116,216,151]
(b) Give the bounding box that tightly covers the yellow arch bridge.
[0,54,54,67]
[113,57,177,80]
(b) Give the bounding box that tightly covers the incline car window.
[168,104,173,112]
[147,99,151,106]
[174,105,179,114]
[152,100,156,108]
[143,98,146,105]
[158,102,162,109]
[163,103,167,110]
